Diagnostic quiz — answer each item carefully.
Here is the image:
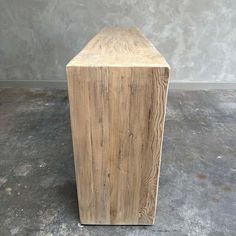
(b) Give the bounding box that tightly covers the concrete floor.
[0,88,235,236]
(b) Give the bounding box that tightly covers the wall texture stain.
[0,0,236,82]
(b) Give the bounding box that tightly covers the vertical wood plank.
[67,66,169,225]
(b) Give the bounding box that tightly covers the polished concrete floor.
[0,88,235,236]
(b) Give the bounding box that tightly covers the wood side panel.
[67,66,169,225]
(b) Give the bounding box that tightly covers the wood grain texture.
[67,27,169,67]
[67,27,170,225]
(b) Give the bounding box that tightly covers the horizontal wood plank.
[67,27,169,68]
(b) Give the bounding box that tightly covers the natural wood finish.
[67,27,169,68]
[67,27,170,225]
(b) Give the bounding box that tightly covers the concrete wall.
[0,0,235,84]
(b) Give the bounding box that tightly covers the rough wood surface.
[67,27,169,67]
[67,27,170,225]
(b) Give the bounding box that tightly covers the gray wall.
[0,0,236,83]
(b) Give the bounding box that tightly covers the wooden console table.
[66,27,170,225]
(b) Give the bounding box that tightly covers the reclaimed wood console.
[66,27,170,225]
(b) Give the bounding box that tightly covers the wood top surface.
[67,27,170,68]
